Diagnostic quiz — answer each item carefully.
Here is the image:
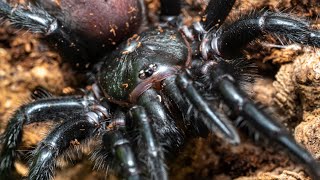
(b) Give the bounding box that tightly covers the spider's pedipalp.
[129,106,167,180]
[162,76,210,137]
[137,89,184,154]
[175,72,240,144]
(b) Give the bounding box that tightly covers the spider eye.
[139,64,158,79]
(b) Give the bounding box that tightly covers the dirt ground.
[0,0,320,179]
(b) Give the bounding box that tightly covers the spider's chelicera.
[0,0,320,179]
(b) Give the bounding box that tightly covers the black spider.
[0,0,320,179]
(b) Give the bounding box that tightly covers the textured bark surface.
[0,0,319,179]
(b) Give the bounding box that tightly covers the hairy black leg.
[136,89,184,179]
[137,89,184,151]
[207,62,320,179]
[175,72,240,144]
[203,0,236,30]
[129,106,167,180]
[207,12,320,58]
[0,1,89,68]
[0,97,94,178]
[28,117,99,180]
[160,0,181,17]
[162,76,209,137]
[103,130,140,180]
[91,110,141,179]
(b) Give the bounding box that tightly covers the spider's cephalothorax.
[0,0,320,179]
[99,28,191,105]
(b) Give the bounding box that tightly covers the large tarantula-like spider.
[0,0,320,179]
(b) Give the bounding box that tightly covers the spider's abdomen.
[35,0,143,48]
[98,27,192,106]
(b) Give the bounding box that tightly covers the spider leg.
[28,116,100,180]
[0,96,96,178]
[173,73,240,144]
[206,12,320,58]
[90,109,141,179]
[205,60,320,179]
[203,0,236,30]
[136,89,184,179]
[0,1,89,67]
[129,106,167,180]
[102,130,141,180]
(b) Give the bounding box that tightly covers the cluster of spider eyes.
[139,64,158,79]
